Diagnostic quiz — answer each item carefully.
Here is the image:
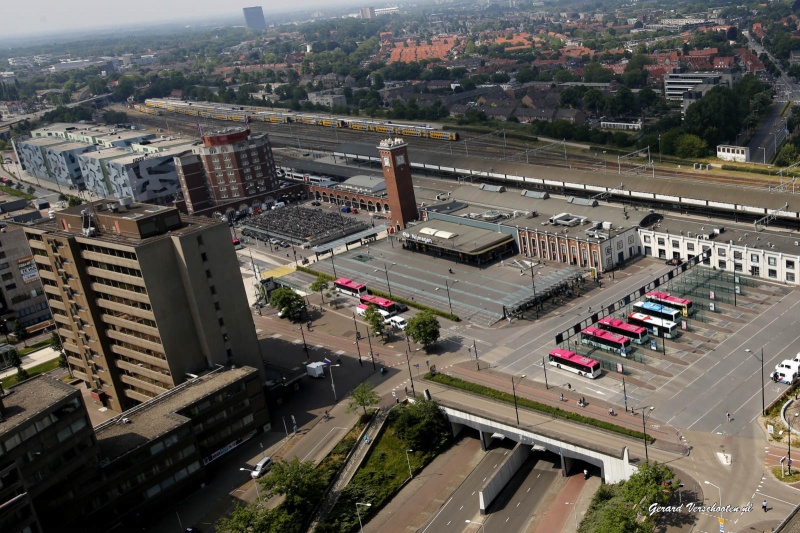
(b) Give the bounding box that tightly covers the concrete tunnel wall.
[479,441,531,515]
[444,406,637,484]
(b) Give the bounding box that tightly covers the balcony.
[110,344,168,369]
[91,283,150,303]
[119,374,169,396]
[117,360,174,387]
[102,314,159,338]
[96,298,155,321]
[105,329,163,353]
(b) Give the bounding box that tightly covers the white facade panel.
[681,197,707,206]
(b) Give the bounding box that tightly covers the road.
[482,453,560,532]
[418,444,515,533]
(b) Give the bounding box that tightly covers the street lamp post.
[405,350,416,397]
[238,468,264,505]
[704,480,722,522]
[789,412,799,475]
[469,339,479,370]
[374,262,397,298]
[329,250,337,278]
[465,519,486,532]
[405,448,414,478]
[435,278,457,315]
[300,325,309,356]
[641,406,655,463]
[512,374,527,425]
[329,364,341,401]
[745,348,766,416]
[355,502,371,533]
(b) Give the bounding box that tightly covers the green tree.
[391,398,451,452]
[269,287,305,321]
[7,348,21,368]
[309,276,329,304]
[621,461,677,514]
[405,310,440,349]
[16,365,29,382]
[26,186,35,195]
[261,458,326,515]
[776,143,799,167]
[12,320,27,347]
[674,134,708,158]
[364,304,386,338]
[102,110,129,124]
[346,382,380,416]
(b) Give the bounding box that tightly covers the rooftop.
[95,366,256,458]
[0,376,80,435]
[403,217,514,255]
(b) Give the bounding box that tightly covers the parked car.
[280,241,290,248]
[251,457,273,478]
[270,238,280,245]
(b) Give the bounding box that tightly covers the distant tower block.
[378,138,417,230]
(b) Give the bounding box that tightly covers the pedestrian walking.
[763,500,768,512]
[404,386,408,395]
[726,412,731,422]
[567,383,572,391]
[584,469,589,480]
[588,306,592,314]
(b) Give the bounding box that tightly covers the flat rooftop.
[404,217,514,255]
[0,376,80,435]
[95,366,257,459]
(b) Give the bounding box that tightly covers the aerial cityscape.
[3,0,800,532]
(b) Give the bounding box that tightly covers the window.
[718,260,726,269]
[197,236,204,246]
[734,263,743,272]
[201,253,208,262]
[686,243,695,251]
[733,250,742,260]
[218,318,225,326]
[643,235,651,243]
[751,254,760,263]
[1,273,12,281]
[788,272,796,282]
[205,270,212,279]
[657,237,665,246]
[4,283,15,290]
[769,269,777,279]
[768,257,777,266]
[717,248,726,257]
[787,260,795,270]
[671,240,679,248]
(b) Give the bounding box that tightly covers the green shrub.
[426,373,651,442]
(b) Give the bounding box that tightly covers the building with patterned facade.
[17,199,264,413]
[174,127,279,215]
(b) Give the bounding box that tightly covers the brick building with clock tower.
[378,138,418,230]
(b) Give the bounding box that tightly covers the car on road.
[269,238,280,245]
[280,241,290,248]
[251,457,273,478]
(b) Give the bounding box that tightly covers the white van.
[356,304,389,320]
[772,369,797,384]
[251,456,273,478]
[388,316,408,330]
[775,359,800,375]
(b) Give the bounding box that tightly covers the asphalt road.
[482,453,560,532]
[418,444,515,533]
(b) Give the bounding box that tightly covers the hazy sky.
[1,1,324,40]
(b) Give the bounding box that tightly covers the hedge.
[426,372,652,442]
[721,164,784,176]
[295,266,460,321]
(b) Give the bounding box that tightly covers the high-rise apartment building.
[19,199,264,412]
[359,7,376,19]
[0,224,51,334]
[174,127,279,215]
[243,6,267,31]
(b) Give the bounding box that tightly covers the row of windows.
[144,461,201,500]
[197,413,255,450]
[90,276,147,294]
[102,308,157,329]
[85,260,143,278]
[646,235,799,269]
[80,243,137,261]
[108,324,162,346]
[96,292,153,312]
[0,399,83,454]
[17,301,50,318]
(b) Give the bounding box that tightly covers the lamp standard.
[658,134,662,163]
[511,374,527,425]
[374,262,397,297]
[641,406,655,462]
[468,339,479,370]
[405,351,416,397]
[703,480,722,522]
[329,250,337,278]
[299,325,309,356]
[788,412,799,475]
[745,348,766,416]
[329,363,341,400]
[465,519,486,532]
[435,279,457,315]
[405,448,414,478]
[355,502,371,533]
[238,468,264,504]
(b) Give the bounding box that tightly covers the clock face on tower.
[395,154,406,166]
[383,156,391,167]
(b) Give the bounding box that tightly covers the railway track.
[127,107,783,191]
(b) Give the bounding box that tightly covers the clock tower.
[378,138,418,230]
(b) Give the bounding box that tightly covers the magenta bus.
[646,291,693,317]
[548,348,601,378]
[597,317,648,344]
[580,326,632,356]
[333,278,367,298]
[359,294,400,315]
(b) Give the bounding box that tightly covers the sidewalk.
[0,345,59,380]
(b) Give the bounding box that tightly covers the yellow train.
[140,98,460,141]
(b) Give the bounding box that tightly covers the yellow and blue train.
[142,98,459,141]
